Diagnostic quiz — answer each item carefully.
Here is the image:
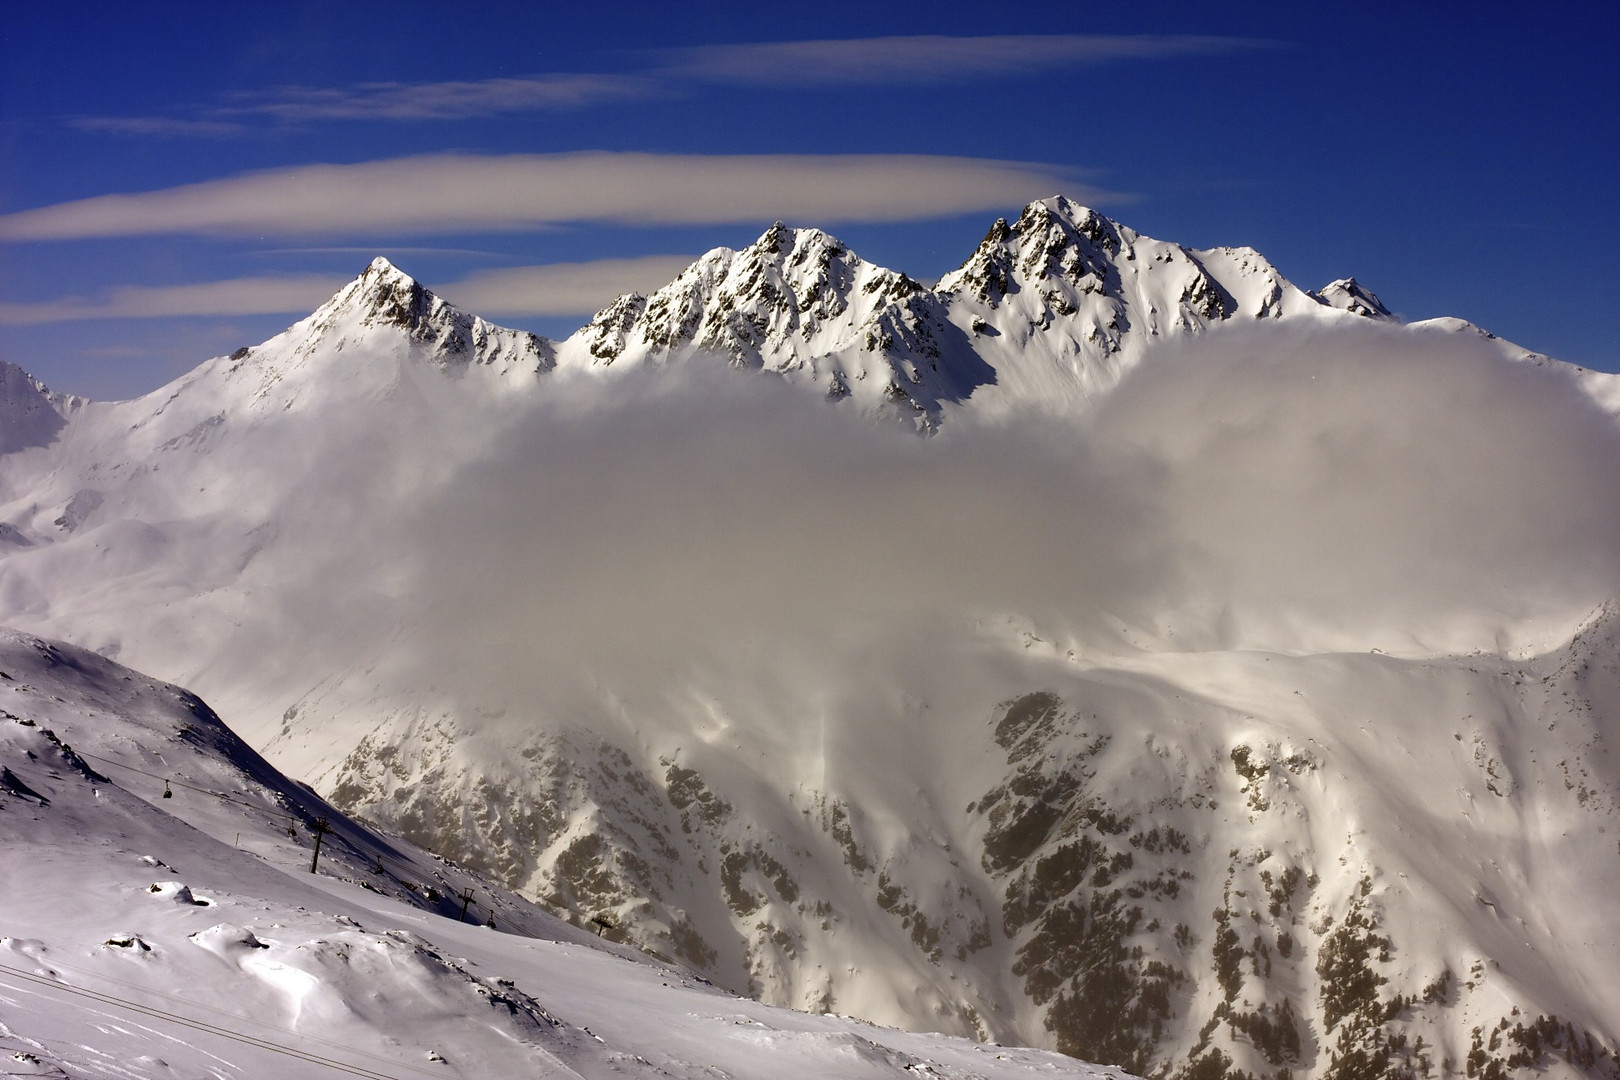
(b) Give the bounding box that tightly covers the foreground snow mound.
[0,626,1131,1079]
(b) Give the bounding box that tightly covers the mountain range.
[2,197,1617,1080]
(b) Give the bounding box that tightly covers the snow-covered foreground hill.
[2,199,1619,1079]
[0,626,1130,1079]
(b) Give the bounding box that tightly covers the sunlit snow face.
[249,319,1620,727]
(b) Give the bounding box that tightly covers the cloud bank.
[228,321,1620,737]
[1082,325,1620,652]
[0,152,1094,240]
[9,317,1616,756]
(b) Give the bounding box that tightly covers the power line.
[45,744,598,936]
[69,749,477,909]
[74,748,269,809]
[47,741,685,956]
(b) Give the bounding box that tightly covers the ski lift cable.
[21,741,674,980]
[68,747,507,917]
[17,719,538,928]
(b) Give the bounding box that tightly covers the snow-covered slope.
[0,626,1128,1080]
[2,198,1618,1080]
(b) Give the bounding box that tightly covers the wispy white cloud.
[64,35,1274,136]
[221,75,652,121]
[69,75,652,136]
[67,115,248,137]
[253,246,522,258]
[0,256,702,325]
[433,256,698,317]
[0,152,1100,240]
[658,34,1280,84]
[0,275,347,325]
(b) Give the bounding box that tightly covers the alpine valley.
[2,198,1618,1080]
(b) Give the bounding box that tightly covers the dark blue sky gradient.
[2,1,1616,398]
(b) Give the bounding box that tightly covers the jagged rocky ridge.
[0,196,1537,430]
[1,198,1617,1080]
[561,196,1396,422]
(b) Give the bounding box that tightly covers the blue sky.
[1,0,1616,399]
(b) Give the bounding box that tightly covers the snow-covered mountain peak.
[920,197,1350,412]
[554,198,1567,423]
[558,219,968,421]
[0,362,83,452]
[172,257,558,416]
[745,220,919,294]
[568,220,923,370]
[937,196,1128,305]
[1313,276,1395,319]
[297,255,429,341]
[729,220,926,334]
[295,256,556,377]
[937,194,1318,328]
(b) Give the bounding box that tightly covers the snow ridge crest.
[303,256,556,376]
[0,361,81,452]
